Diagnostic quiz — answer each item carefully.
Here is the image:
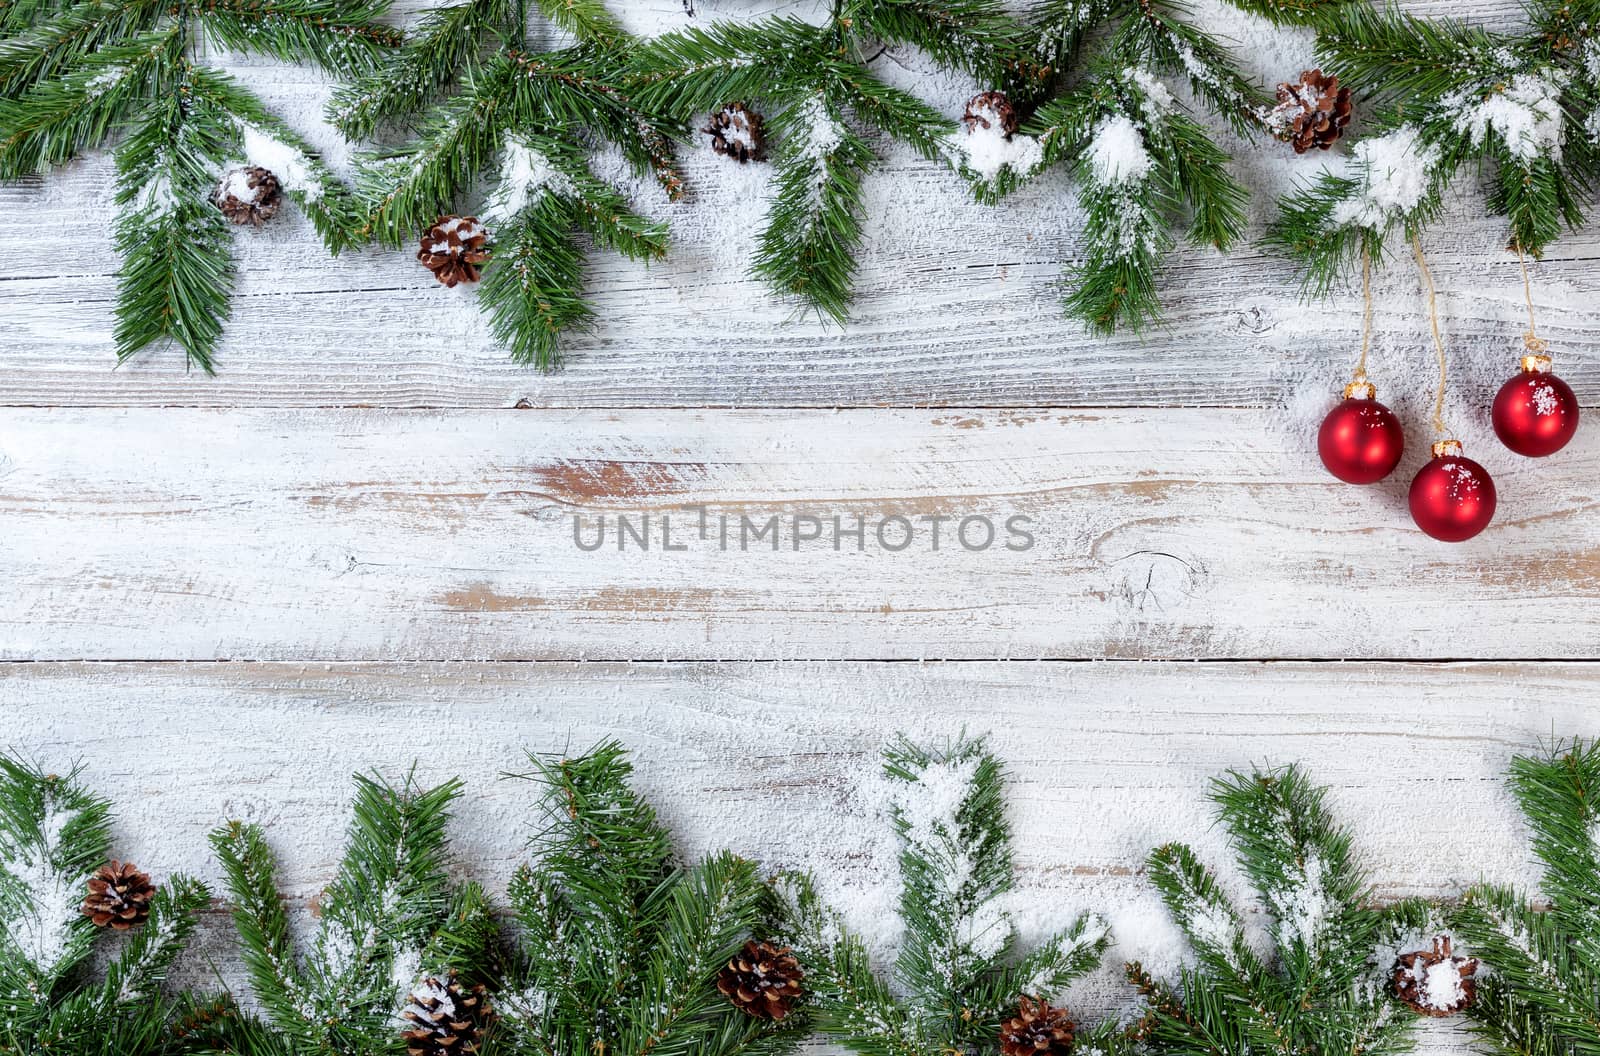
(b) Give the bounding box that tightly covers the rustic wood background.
[0,0,1593,1048]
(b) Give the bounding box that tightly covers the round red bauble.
[1493,355,1579,457]
[1318,382,1405,484]
[1408,440,1496,542]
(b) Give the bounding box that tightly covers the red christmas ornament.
[1408,440,1496,542]
[1492,354,1579,457]
[1318,379,1405,484]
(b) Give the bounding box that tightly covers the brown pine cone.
[81,860,155,929]
[1393,936,1478,1017]
[171,995,240,1047]
[963,90,1018,137]
[418,216,491,288]
[400,972,492,1056]
[704,102,765,163]
[1001,996,1075,1056]
[717,939,804,1021]
[1270,69,1352,153]
[215,166,282,227]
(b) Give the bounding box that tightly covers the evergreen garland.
[1269,0,1600,289]
[962,0,1273,334]
[208,771,499,1055]
[778,735,1124,1056]
[12,0,1600,370]
[1131,765,1432,1056]
[0,755,210,1056]
[628,1,1023,325]
[493,741,805,1056]
[1451,740,1600,1056]
[338,0,683,369]
[0,0,396,371]
[24,738,1600,1054]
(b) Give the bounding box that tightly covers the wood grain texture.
[5,658,1582,1052]
[4,407,1597,662]
[4,150,1597,409]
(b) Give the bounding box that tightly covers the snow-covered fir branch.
[780,735,1125,1056]
[1139,764,1435,1056]
[949,0,1262,330]
[209,772,498,1055]
[0,0,392,370]
[1451,740,1600,1056]
[0,756,210,1056]
[496,742,800,1056]
[1272,0,1600,287]
[349,5,678,369]
[629,0,1012,325]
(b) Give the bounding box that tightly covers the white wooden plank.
[4,658,1578,1051]
[5,150,1596,409]
[0,2,1592,408]
[3,407,1597,661]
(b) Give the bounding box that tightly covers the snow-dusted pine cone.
[1000,996,1075,1056]
[963,90,1018,137]
[418,216,491,288]
[215,166,282,227]
[81,860,155,929]
[1393,936,1478,1017]
[400,972,492,1056]
[717,939,804,1020]
[1269,69,1352,153]
[704,102,765,163]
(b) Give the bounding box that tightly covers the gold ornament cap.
[1343,378,1376,400]
[1521,353,1553,374]
[1431,439,1463,459]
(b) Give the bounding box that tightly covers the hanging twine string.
[1514,242,1550,355]
[1353,244,1373,384]
[1411,234,1451,437]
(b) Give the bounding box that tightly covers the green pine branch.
[0,0,73,37]
[209,770,497,1056]
[532,0,622,44]
[966,0,1258,332]
[186,64,364,247]
[1507,740,1600,918]
[630,3,1015,324]
[1113,0,1272,136]
[1264,113,1458,292]
[624,16,825,116]
[0,0,396,372]
[477,133,667,367]
[109,56,364,368]
[0,755,209,1056]
[1451,741,1600,1056]
[111,66,236,372]
[494,742,797,1056]
[0,28,181,178]
[752,93,873,325]
[1270,2,1600,288]
[1139,765,1430,1056]
[1217,0,1362,27]
[208,819,308,1038]
[347,1,683,368]
[1314,4,1513,101]
[1040,64,1248,333]
[840,0,1029,85]
[780,735,1117,1056]
[0,0,164,99]
[327,0,508,139]
[191,0,401,74]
